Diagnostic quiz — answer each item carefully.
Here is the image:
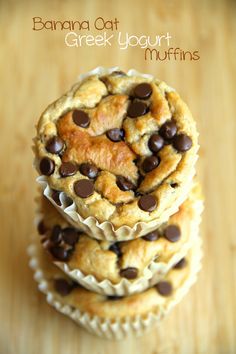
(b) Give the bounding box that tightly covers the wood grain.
[0,0,236,353]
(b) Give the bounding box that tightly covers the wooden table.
[1,0,236,353]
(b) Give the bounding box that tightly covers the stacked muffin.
[29,67,203,339]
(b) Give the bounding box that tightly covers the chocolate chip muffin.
[29,237,202,339]
[36,181,203,295]
[35,67,199,240]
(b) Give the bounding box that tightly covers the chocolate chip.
[51,190,61,206]
[159,121,177,140]
[120,267,138,279]
[138,195,157,212]
[74,179,94,198]
[54,278,74,296]
[46,136,64,154]
[164,225,181,242]
[107,295,123,300]
[59,162,77,177]
[142,156,160,173]
[109,243,122,257]
[173,134,192,152]
[72,110,90,128]
[79,163,98,179]
[37,220,46,235]
[39,157,55,176]
[148,134,164,153]
[116,176,135,191]
[50,225,62,245]
[128,101,148,118]
[134,83,152,99]
[62,228,79,246]
[156,281,173,296]
[142,231,159,241]
[174,258,187,269]
[106,128,123,142]
[170,183,179,188]
[50,246,71,261]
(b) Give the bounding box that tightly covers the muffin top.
[37,182,203,284]
[35,69,199,228]
[30,237,202,320]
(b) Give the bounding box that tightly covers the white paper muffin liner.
[35,196,203,296]
[37,167,196,242]
[35,66,199,241]
[28,238,202,339]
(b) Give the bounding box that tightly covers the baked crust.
[37,182,203,284]
[35,69,199,227]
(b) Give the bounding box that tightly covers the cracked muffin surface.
[35,69,199,228]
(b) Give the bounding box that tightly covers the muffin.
[35,67,199,240]
[36,181,203,295]
[28,237,202,339]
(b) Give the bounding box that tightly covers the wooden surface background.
[1,0,236,353]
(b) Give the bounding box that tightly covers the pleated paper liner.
[37,168,196,241]
[35,192,203,296]
[28,237,202,340]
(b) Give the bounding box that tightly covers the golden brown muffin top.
[35,69,199,227]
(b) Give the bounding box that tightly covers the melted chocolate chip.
[174,258,187,269]
[164,225,181,242]
[128,101,148,118]
[54,278,74,296]
[120,267,138,279]
[46,136,64,154]
[173,134,192,152]
[106,128,123,142]
[62,228,79,246]
[116,176,135,191]
[39,157,55,176]
[50,246,71,261]
[59,162,77,177]
[138,195,157,212]
[51,190,61,206]
[74,179,94,198]
[142,231,159,241]
[142,156,160,173]
[109,243,122,257]
[134,83,152,99]
[72,110,90,128]
[148,134,164,153]
[79,163,98,179]
[159,121,177,140]
[50,225,62,245]
[156,281,173,296]
[37,220,46,235]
